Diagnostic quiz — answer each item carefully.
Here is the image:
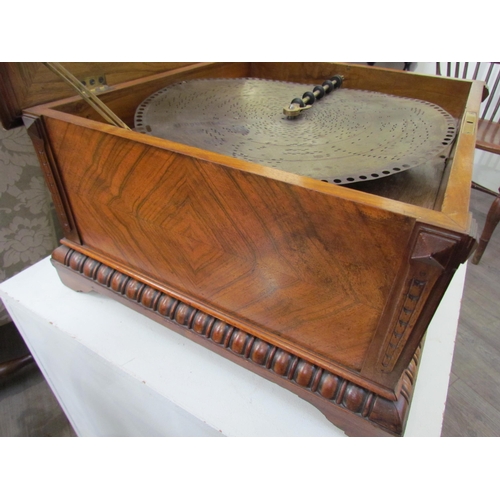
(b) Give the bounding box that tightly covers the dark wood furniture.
[437,62,500,264]
[0,62,483,436]
[0,355,34,379]
[473,187,500,263]
[0,322,34,380]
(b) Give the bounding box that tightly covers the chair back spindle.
[436,62,500,264]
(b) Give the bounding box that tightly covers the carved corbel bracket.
[379,230,458,372]
[362,223,476,388]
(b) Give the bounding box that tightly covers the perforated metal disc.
[135,78,457,185]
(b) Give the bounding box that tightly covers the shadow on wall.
[0,126,61,325]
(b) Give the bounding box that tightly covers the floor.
[0,322,76,437]
[440,187,500,437]
[0,187,499,437]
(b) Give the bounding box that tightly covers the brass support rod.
[43,62,131,130]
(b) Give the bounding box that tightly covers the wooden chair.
[0,354,34,379]
[437,63,500,264]
[0,322,34,380]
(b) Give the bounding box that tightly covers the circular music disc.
[135,78,457,185]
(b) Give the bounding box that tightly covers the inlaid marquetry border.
[51,245,422,437]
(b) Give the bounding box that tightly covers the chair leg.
[0,354,34,379]
[472,193,500,264]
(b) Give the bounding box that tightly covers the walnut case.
[0,62,482,436]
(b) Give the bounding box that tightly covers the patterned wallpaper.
[0,125,60,325]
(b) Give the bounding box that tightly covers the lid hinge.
[79,74,109,94]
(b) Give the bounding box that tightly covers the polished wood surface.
[42,116,412,377]
[0,62,482,435]
[37,107,476,395]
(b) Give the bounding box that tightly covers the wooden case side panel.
[43,117,416,376]
[250,62,473,119]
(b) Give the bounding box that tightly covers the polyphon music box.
[0,62,483,436]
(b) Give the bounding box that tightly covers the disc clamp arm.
[283,75,344,118]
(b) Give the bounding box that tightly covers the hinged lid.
[0,62,193,129]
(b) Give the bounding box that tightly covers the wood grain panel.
[43,118,416,373]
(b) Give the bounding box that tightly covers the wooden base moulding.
[52,245,421,437]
